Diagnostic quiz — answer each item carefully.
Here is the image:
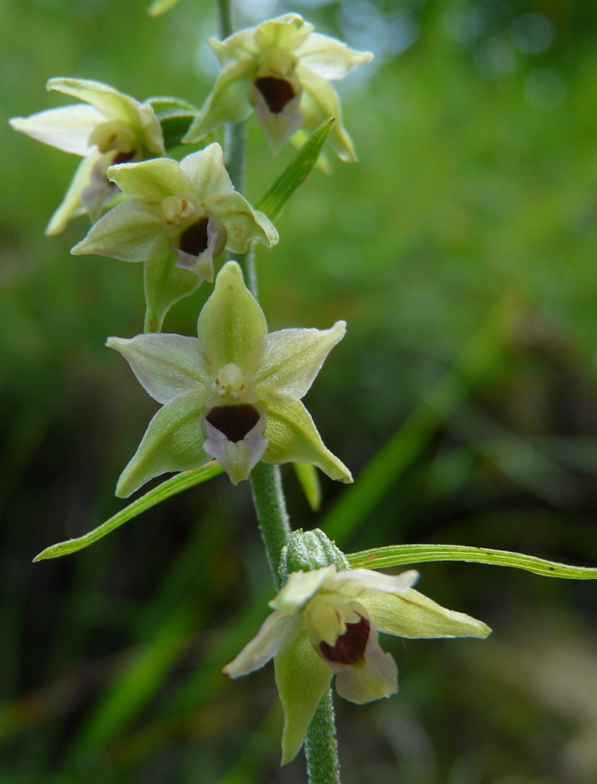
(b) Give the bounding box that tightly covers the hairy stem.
[304,690,341,784]
[214,0,341,780]
[249,462,291,590]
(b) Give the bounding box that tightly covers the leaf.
[293,462,321,511]
[347,544,597,580]
[33,461,222,561]
[147,98,198,150]
[255,118,335,221]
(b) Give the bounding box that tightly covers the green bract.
[224,565,491,764]
[9,78,165,234]
[108,261,352,494]
[184,14,373,160]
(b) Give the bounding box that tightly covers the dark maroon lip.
[255,76,296,114]
[205,404,261,442]
[319,616,370,666]
[179,217,210,257]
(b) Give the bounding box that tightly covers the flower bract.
[224,565,491,763]
[107,260,351,495]
[9,78,165,234]
[184,14,373,160]
[71,144,277,281]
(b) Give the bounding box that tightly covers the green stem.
[249,462,291,590]
[214,0,341,780]
[304,691,341,784]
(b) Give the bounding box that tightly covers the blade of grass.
[347,544,597,579]
[33,461,223,561]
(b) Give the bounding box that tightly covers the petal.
[223,610,302,678]
[264,401,352,483]
[326,568,419,600]
[48,78,140,125]
[297,65,357,162]
[116,390,208,498]
[106,333,205,405]
[213,191,278,253]
[179,144,233,201]
[80,154,119,223]
[183,66,253,143]
[295,33,373,81]
[252,321,346,405]
[251,85,303,155]
[71,199,162,261]
[108,157,183,201]
[254,14,314,52]
[326,621,398,705]
[274,631,333,765]
[171,212,227,282]
[364,589,492,639]
[197,261,267,366]
[143,245,203,333]
[270,565,336,614]
[202,410,268,484]
[209,30,260,69]
[45,152,101,236]
[10,104,104,155]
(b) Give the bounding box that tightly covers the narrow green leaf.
[255,118,335,221]
[293,463,322,511]
[33,461,223,561]
[347,544,597,580]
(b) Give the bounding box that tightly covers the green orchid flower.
[108,261,351,494]
[224,565,491,763]
[9,78,165,234]
[184,14,373,160]
[72,144,277,280]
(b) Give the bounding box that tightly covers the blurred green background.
[2,0,597,781]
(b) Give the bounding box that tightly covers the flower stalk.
[215,2,344,780]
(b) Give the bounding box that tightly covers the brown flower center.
[255,76,296,114]
[319,616,370,666]
[205,405,260,443]
[179,217,210,257]
[111,150,137,166]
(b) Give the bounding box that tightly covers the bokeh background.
[2,0,597,781]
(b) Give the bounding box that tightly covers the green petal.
[264,401,352,483]
[48,78,140,126]
[179,144,233,201]
[254,14,313,51]
[223,611,302,677]
[183,66,253,144]
[144,245,203,334]
[274,631,332,765]
[116,390,207,498]
[147,0,182,16]
[197,261,267,366]
[214,192,278,253]
[107,333,205,405]
[364,590,492,640]
[71,199,162,261]
[46,151,100,235]
[295,33,373,81]
[10,104,104,156]
[253,321,346,405]
[108,157,183,201]
[209,30,260,69]
[297,66,357,162]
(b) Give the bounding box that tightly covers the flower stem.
[214,1,341,780]
[249,461,291,590]
[304,690,341,784]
